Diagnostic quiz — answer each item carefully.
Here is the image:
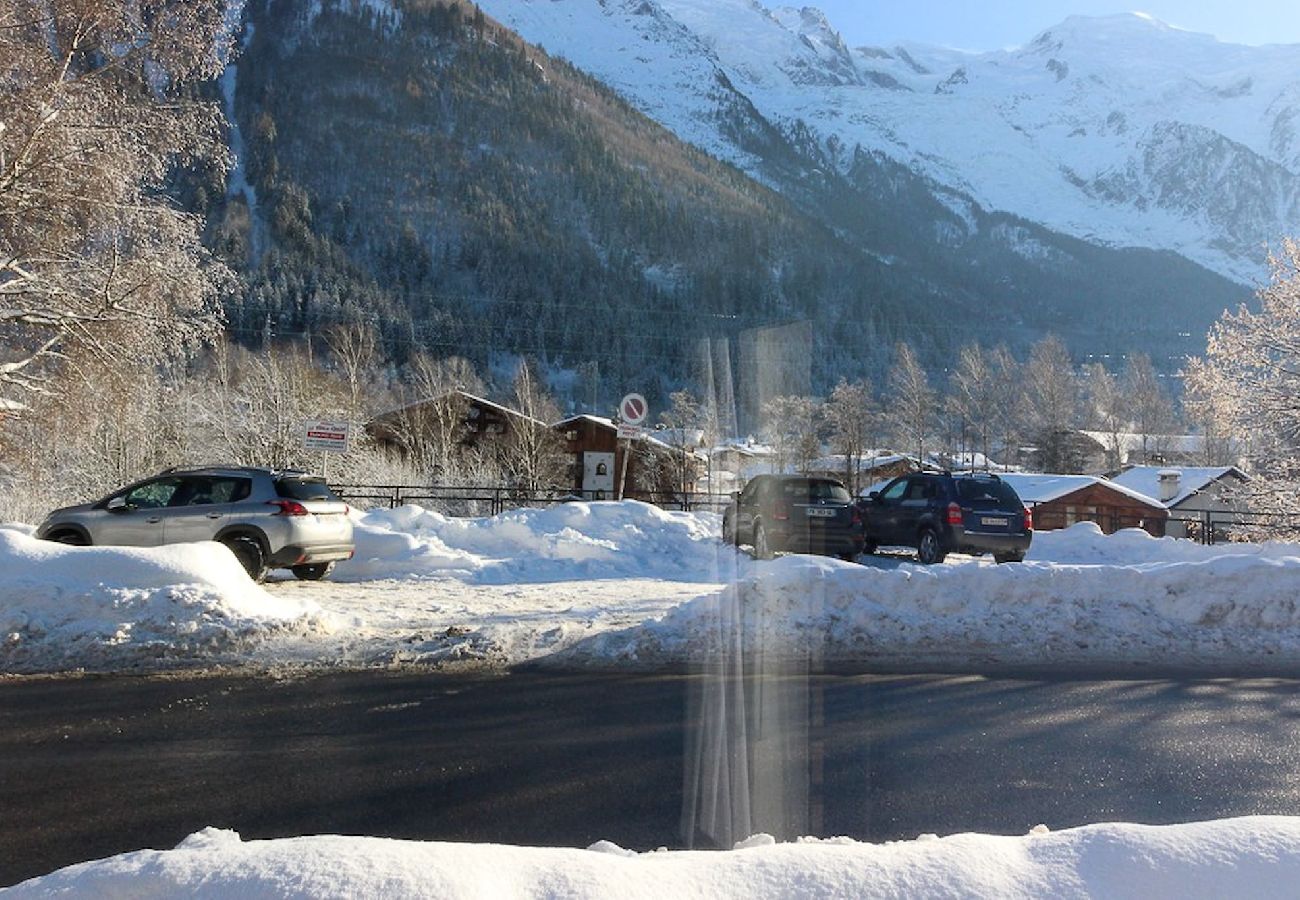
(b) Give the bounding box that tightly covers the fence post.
[1202,509,1212,545]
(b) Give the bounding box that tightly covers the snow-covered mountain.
[477,0,1300,285]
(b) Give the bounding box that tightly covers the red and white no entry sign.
[619,393,648,426]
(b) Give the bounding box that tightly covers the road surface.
[4,670,1300,886]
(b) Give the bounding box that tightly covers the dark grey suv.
[722,474,864,560]
[36,466,355,581]
[859,471,1033,564]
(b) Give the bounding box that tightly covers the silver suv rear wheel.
[222,535,268,582]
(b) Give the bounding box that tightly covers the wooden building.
[999,474,1169,536]
[555,414,700,500]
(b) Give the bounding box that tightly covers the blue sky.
[813,2,1300,50]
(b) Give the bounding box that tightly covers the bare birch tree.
[761,394,821,475]
[1022,335,1082,473]
[885,342,935,464]
[499,358,567,491]
[1123,352,1177,464]
[1084,362,1127,471]
[823,378,875,492]
[946,344,999,470]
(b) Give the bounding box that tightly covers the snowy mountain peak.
[479,0,1300,284]
[1028,13,1212,53]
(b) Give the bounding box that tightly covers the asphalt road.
[5,670,1300,886]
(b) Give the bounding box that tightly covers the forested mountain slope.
[209,0,1246,409]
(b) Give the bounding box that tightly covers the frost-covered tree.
[761,394,821,475]
[946,344,999,470]
[1185,238,1300,510]
[499,358,567,492]
[658,390,708,498]
[885,342,935,463]
[1,0,234,398]
[1083,362,1127,471]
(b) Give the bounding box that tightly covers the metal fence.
[330,483,733,516]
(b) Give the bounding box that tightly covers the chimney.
[1157,469,1181,504]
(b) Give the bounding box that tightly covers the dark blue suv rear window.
[956,478,1023,511]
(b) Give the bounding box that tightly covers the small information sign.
[302,420,350,454]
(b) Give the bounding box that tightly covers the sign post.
[615,394,648,501]
[302,420,350,479]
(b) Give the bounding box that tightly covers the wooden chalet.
[999,474,1169,536]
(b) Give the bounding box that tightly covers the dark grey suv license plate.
[979,516,1009,527]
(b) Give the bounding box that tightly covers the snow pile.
[1029,522,1300,566]
[12,817,1300,897]
[558,526,1300,671]
[343,501,729,584]
[0,530,331,673]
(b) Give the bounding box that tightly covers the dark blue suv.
[858,471,1032,564]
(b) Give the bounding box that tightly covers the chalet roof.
[372,389,549,428]
[1109,466,1249,509]
[999,473,1165,508]
[552,414,691,455]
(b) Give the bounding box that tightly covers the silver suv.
[36,466,355,581]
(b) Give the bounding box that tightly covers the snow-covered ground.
[11,817,1300,897]
[6,503,1300,675]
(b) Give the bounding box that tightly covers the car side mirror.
[106,496,131,512]
[868,491,881,501]
[730,491,740,500]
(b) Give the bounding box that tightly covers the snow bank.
[557,528,1300,671]
[0,531,331,673]
[12,817,1300,898]
[1030,521,1300,566]
[343,501,729,584]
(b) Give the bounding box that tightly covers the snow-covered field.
[6,502,1300,675]
[11,817,1300,897]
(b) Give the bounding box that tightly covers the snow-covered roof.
[999,473,1164,508]
[372,390,549,428]
[1078,431,1240,457]
[554,413,615,429]
[808,452,914,473]
[553,414,689,454]
[1109,466,1248,508]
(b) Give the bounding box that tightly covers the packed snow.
[0,529,331,672]
[11,817,1300,897]
[6,502,1300,674]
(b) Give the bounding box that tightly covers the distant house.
[1109,466,1250,539]
[1078,431,1244,473]
[806,452,918,493]
[555,415,700,500]
[367,390,547,459]
[999,473,1168,536]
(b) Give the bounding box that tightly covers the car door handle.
[206,512,222,519]
[146,516,162,524]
